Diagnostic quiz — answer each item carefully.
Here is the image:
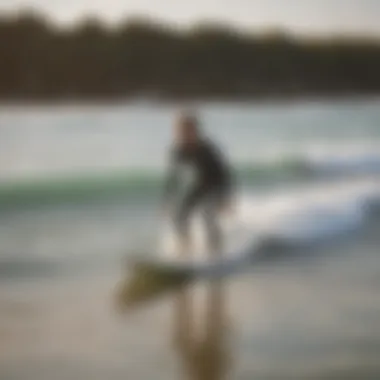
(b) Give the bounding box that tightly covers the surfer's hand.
[220,199,235,217]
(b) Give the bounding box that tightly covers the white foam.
[236,179,380,244]
[160,178,380,257]
[306,146,380,176]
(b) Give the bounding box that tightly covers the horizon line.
[1,7,380,40]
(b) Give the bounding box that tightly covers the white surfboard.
[118,216,260,308]
[129,246,253,279]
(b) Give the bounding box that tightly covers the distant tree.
[0,11,379,100]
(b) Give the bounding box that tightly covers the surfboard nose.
[116,265,192,310]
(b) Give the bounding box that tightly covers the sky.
[0,0,380,36]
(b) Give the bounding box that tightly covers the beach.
[1,98,380,379]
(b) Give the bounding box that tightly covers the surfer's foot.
[208,241,223,259]
[178,237,192,258]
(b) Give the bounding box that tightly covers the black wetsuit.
[164,138,233,246]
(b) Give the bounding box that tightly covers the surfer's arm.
[221,165,236,214]
[206,141,235,202]
[209,142,236,212]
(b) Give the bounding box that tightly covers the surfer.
[163,112,234,256]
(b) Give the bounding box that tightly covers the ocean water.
[0,99,380,380]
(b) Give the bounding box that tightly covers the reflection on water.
[173,281,230,380]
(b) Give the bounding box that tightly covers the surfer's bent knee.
[175,201,194,239]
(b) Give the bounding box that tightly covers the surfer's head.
[175,112,201,146]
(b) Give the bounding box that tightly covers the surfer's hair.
[178,111,201,134]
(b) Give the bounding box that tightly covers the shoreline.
[0,93,379,108]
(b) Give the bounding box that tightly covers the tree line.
[1,11,380,101]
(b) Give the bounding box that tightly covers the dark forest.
[1,12,380,101]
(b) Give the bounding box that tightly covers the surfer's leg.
[202,192,223,257]
[175,186,204,256]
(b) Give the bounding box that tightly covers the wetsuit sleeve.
[208,141,235,200]
[163,148,181,203]
[221,162,235,202]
